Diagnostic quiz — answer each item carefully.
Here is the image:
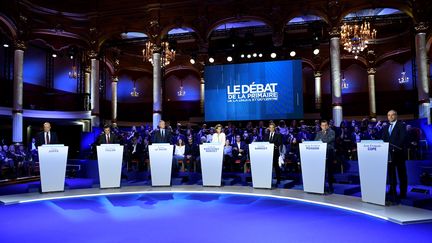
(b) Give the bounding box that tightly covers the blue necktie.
[388,124,393,135]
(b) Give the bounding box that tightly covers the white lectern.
[249,142,274,189]
[38,145,68,193]
[200,143,224,186]
[299,141,327,194]
[357,140,389,206]
[149,144,174,186]
[97,144,124,189]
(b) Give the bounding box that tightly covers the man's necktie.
[106,134,110,144]
[389,124,393,135]
[46,132,50,144]
[270,133,273,142]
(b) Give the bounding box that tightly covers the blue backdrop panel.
[204,60,303,121]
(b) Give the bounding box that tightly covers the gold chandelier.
[340,21,376,58]
[142,41,175,67]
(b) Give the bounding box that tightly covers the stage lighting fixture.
[253,53,257,57]
[258,53,263,57]
[290,51,296,57]
[190,58,196,64]
[209,57,215,63]
[241,54,245,58]
[3,44,9,48]
[52,53,57,58]
[313,49,320,55]
[247,54,251,59]
[270,53,277,58]
[227,56,233,62]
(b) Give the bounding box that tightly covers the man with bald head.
[382,110,408,201]
[152,120,172,144]
[36,122,59,147]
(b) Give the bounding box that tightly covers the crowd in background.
[103,118,424,173]
[0,118,425,179]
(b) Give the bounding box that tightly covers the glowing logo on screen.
[227,82,278,103]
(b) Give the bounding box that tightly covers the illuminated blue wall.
[105,74,152,103]
[23,46,46,86]
[53,56,78,93]
[165,74,200,101]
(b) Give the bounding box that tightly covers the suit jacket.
[152,129,173,144]
[382,120,407,155]
[36,131,59,147]
[185,143,199,157]
[263,132,282,157]
[232,141,248,158]
[314,129,335,151]
[96,132,120,145]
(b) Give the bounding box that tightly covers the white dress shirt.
[44,132,51,144]
[212,132,226,144]
[174,145,185,156]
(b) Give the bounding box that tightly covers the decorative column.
[90,52,100,127]
[329,30,343,126]
[152,50,162,129]
[367,68,377,119]
[84,65,91,111]
[314,71,322,110]
[111,75,118,123]
[200,76,205,115]
[414,23,431,124]
[12,40,26,144]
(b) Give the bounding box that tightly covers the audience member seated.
[223,140,233,171]
[127,136,144,171]
[406,124,420,160]
[184,137,199,172]
[172,138,186,172]
[232,135,248,172]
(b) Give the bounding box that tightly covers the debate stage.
[1,185,432,225]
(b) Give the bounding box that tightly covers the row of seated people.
[0,143,38,179]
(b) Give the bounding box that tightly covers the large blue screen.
[204,60,303,121]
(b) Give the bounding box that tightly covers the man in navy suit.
[152,120,173,144]
[36,122,59,147]
[96,124,120,145]
[264,122,283,185]
[382,110,408,200]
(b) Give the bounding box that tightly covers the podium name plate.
[200,144,224,186]
[249,142,274,189]
[149,144,174,186]
[38,145,69,193]
[299,142,327,194]
[97,144,124,189]
[357,141,389,206]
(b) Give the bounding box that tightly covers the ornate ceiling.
[0,0,431,77]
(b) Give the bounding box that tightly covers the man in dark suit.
[96,125,120,145]
[264,122,283,185]
[232,135,248,171]
[314,120,336,193]
[36,122,59,147]
[184,137,199,172]
[382,110,408,201]
[152,120,172,144]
